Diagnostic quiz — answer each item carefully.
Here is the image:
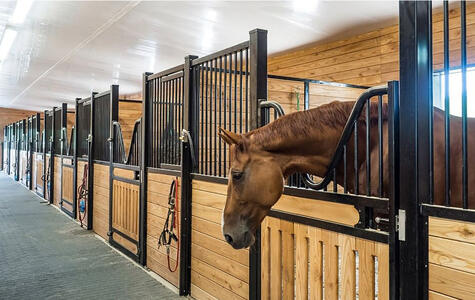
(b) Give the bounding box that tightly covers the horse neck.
[247,104,352,179]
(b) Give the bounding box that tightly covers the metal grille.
[192,42,250,177]
[45,112,53,153]
[93,93,111,161]
[147,66,184,168]
[54,109,62,155]
[77,100,91,158]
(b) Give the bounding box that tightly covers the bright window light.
[9,0,34,25]
[0,29,18,62]
[433,67,475,117]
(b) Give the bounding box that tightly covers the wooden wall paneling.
[190,180,249,300]
[118,101,142,154]
[53,157,61,207]
[92,163,109,239]
[428,217,475,299]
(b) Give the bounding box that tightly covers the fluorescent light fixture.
[0,29,18,62]
[9,0,34,25]
[293,0,319,13]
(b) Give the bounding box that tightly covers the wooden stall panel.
[31,153,37,190]
[267,78,365,115]
[92,163,109,239]
[19,150,27,185]
[191,180,249,300]
[35,154,43,194]
[147,172,181,287]
[76,160,88,226]
[111,178,139,254]
[261,216,389,300]
[61,164,74,212]
[429,217,475,299]
[53,157,61,207]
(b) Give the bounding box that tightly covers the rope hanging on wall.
[157,177,180,272]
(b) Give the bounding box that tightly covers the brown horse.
[219,100,475,249]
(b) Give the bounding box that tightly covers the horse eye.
[232,171,243,181]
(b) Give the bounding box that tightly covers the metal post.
[140,73,152,266]
[398,1,431,299]
[180,55,197,296]
[249,28,267,300]
[73,99,80,220]
[87,93,96,230]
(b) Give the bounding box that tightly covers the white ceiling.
[0,1,399,111]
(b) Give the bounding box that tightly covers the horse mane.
[247,100,388,147]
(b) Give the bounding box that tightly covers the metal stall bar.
[398,1,432,299]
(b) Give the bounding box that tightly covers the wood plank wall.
[268,3,475,92]
[190,180,249,299]
[35,154,43,194]
[19,150,27,185]
[32,153,37,192]
[147,172,181,287]
[428,217,475,299]
[61,160,74,212]
[53,157,61,207]
[261,216,389,300]
[118,101,142,154]
[92,163,109,239]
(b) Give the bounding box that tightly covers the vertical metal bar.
[245,49,249,132]
[388,81,400,300]
[200,65,204,173]
[304,81,310,110]
[180,55,197,296]
[214,58,218,176]
[240,50,243,133]
[366,98,371,196]
[444,0,451,206]
[223,58,227,175]
[399,2,431,299]
[219,56,223,177]
[205,62,209,175]
[461,0,468,209]
[87,93,96,230]
[378,95,383,197]
[141,72,152,267]
[332,169,337,192]
[354,122,359,194]
[249,28,267,300]
[343,144,347,193]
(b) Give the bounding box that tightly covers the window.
[433,67,475,117]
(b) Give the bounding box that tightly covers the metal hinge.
[396,209,406,241]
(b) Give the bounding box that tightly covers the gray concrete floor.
[0,173,180,300]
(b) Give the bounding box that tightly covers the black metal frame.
[58,103,76,218]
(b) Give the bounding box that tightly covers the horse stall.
[4,124,11,175]
[54,104,76,217]
[142,65,184,288]
[30,113,40,192]
[83,85,143,258]
[42,109,55,202]
[33,113,44,197]
[18,119,28,187]
[8,123,18,180]
[75,96,92,228]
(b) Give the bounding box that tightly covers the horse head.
[218,128,284,249]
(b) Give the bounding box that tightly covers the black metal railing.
[76,98,91,158]
[112,119,141,166]
[147,65,184,168]
[93,92,112,161]
[193,41,250,177]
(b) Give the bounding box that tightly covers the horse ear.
[218,128,242,145]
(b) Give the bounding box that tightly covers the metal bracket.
[87,134,93,143]
[396,209,406,241]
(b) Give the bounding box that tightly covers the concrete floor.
[0,173,180,300]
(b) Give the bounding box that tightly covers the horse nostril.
[224,234,233,244]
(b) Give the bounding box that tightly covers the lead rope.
[41,156,52,203]
[77,164,88,228]
[157,178,180,272]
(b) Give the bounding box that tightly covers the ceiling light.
[9,0,34,25]
[0,29,18,62]
[293,0,319,13]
